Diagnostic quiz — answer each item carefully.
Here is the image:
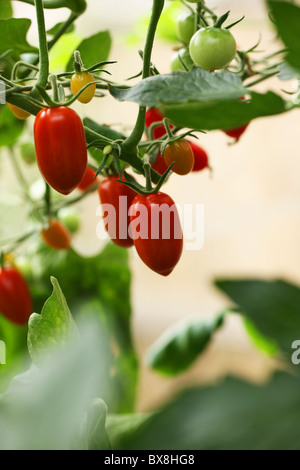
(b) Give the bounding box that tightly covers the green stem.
[32,0,49,97]
[11,62,39,82]
[49,74,59,102]
[48,12,78,50]
[122,0,165,152]
[45,183,52,218]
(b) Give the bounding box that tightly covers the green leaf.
[84,117,126,141]
[146,313,225,376]
[0,18,36,56]
[0,105,25,148]
[0,1,13,19]
[268,0,300,70]
[243,318,278,356]
[113,372,300,450]
[0,319,110,450]
[66,30,112,71]
[163,91,289,130]
[109,68,247,106]
[27,277,79,366]
[215,279,300,356]
[86,398,111,450]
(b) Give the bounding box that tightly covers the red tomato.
[163,139,194,176]
[224,123,249,142]
[34,107,87,195]
[0,266,32,325]
[188,141,209,172]
[129,192,183,276]
[145,108,174,140]
[98,175,137,248]
[151,148,169,176]
[41,219,71,251]
[77,166,98,191]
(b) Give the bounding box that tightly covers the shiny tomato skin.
[70,71,96,104]
[130,192,183,276]
[188,141,209,172]
[34,107,87,195]
[98,175,137,248]
[163,139,194,176]
[77,166,98,191]
[41,219,71,251]
[0,266,32,325]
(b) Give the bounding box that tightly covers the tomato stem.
[73,50,83,73]
[32,0,49,97]
[49,74,59,102]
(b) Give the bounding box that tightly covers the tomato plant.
[129,192,183,276]
[0,266,32,325]
[34,107,88,195]
[0,0,300,452]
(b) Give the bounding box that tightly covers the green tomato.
[171,48,194,72]
[189,27,236,71]
[58,208,81,234]
[20,142,36,165]
[176,12,195,45]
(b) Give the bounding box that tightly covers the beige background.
[7,1,300,411]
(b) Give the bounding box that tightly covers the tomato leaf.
[0,18,37,56]
[112,372,300,450]
[268,0,300,71]
[215,278,300,356]
[0,1,12,19]
[278,62,300,81]
[146,313,225,376]
[109,68,246,105]
[66,30,112,71]
[27,277,79,367]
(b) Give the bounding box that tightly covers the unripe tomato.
[7,103,31,120]
[34,107,87,195]
[188,141,209,172]
[58,208,81,234]
[20,142,36,165]
[130,192,183,276]
[171,48,194,72]
[189,27,236,71]
[98,175,137,248]
[0,266,32,325]
[70,71,96,104]
[163,139,194,176]
[77,166,98,191]
[41,219,71,250]
[176,12,195,45]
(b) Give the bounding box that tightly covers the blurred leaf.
[107,413,153,449]
[0,1,12,19]
[163,91,288,130]
[49,31,82,71]
[243,318,278,356]
[278,62,300,80]
[268,0,300,70]
[113,372,300,450]
[66,30,112,71]
[0,18,36,56]
[86,398,111,450]
[84,117,126,141]
[27,277,79,367]
[146,313,225,376]
[215,279,300,356]
[0,105,25,147]
[0,319,110,450]
[47,21,75,37]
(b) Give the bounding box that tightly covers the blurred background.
[4,0,300,412]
